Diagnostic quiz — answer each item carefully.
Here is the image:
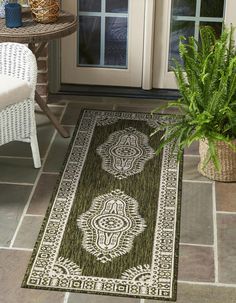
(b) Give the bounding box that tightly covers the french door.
[61,0,146,87]
[60,0,236,90]
[153,0,235,89]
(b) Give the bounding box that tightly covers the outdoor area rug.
[22,109,183,301]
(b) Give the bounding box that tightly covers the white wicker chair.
[0,42,41,168]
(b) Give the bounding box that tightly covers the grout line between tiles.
[0,246,33,252]
[63,292,70,303]
[217,211,236,215]
[62,124,74,128]
[40,171,59,175]
[183,179,212,184]
[178,280,236,288]
[60,103,69,123]
[9,105,68,248]
[0,156,32,159]
[24,214,44,217]
[62,124,76,128]
[9,158,51,247]
[212,181,219,283]
[0,181,34,186]
[180,242,213,247]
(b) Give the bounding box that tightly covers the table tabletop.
[0,10,77,43]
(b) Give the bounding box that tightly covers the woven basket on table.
[198,139,236,182]
[29,0,60,23]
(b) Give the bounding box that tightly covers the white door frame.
[153,0,176,89]
[142,0,156,90]
[225,0,236,26]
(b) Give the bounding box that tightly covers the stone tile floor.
[0,96,236,303]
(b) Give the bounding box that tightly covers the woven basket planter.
[198,139,236,182]
[29,0,60,23]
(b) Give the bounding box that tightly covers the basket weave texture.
[29,0,60,23]
[0,42,41,168]
[198,139,236,182]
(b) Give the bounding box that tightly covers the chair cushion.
[0,75,32,110]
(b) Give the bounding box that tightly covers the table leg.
[35,91,69,138]
[29,42,69,138]
[29,42,48,59]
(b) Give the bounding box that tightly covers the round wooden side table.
[0,10,78,137]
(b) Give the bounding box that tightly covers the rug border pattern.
[22,110,182,301]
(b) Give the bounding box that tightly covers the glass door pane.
[79,16,101,65]
[78,0,129,68]
[200,0,224,17]
[106,0,128,13]
[168,0,226,69]
[79,0,101,12]
[105,17,128,66]
[172,0,196,16]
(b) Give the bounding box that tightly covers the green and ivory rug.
[22,109,182,301]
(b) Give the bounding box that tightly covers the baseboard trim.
[58,84,180,100]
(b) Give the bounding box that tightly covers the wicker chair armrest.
[0,42,37,96]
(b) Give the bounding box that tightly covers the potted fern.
[153,26,236,182]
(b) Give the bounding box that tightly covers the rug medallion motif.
[23,110,182,301]
[78,189,146,263]
[97,127,154,179]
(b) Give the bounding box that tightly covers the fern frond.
[152,25,236,170]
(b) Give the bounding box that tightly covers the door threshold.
[59,84,180,100]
